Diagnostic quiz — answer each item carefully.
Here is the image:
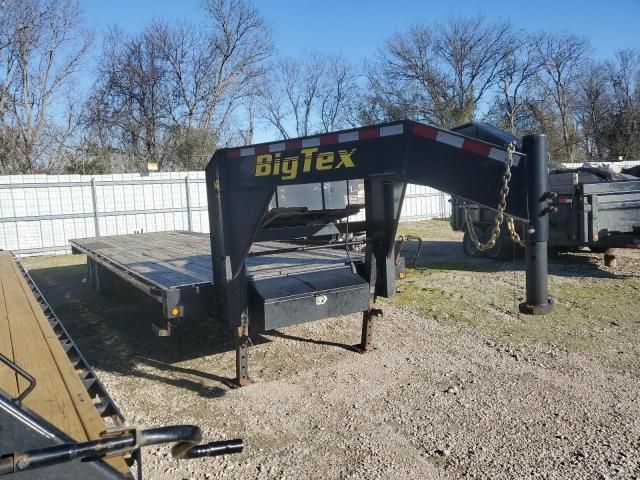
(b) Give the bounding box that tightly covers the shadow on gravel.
[26,239,636,397]
[265,330,359,352]
[27,263,268,396]
[400,239,637,279]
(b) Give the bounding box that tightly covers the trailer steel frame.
[206,119,554,385]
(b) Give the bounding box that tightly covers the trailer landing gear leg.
[234,326,251,387]
[518,133,554,315]
[356,309,383,353]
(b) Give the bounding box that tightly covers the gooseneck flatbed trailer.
[72,120,555,387]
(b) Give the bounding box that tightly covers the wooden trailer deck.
[69,231,365,325]
[0,251,129,475]
[71,231,361,289]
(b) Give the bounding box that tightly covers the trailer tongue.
[206,119,554,386]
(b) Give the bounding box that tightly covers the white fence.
[0,173,450,256]
[4,160,638,256]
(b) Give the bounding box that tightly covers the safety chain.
[464,142,524,250]
[506,217,525,247]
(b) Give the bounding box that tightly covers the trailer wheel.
[462,228,484,257]
[484,229,515,261]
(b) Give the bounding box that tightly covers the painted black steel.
[0,353,36,404]
[519,135,554,315]
[0,393,126,479]
[206,119,541,385]
[0,413,243,477]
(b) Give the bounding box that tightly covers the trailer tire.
[462,225,485,258]
[463,228,485,257]
[589,246,611,254]
[484,229,514,261]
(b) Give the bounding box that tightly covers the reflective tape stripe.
[254,144,269,155]
[359,127,379,139]
[302,138,320,148]
[488,148,506,162]
[269,143,285,153]
[338,131,359,143]
[489,147,521,167]
[462,139,491,156]
[380,124,404,136]
[320,134,339,146]
[436,131,464,148]
[230,123,518,167]
[412,123,438,139]
[285,139,302,150]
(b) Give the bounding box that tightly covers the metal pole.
[185,177,193,232]
[90,178,100,237]
[519,134,554,315]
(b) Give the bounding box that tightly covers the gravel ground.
[23,219,640,479]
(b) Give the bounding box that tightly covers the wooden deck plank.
[71,231,362,291]
[0,254,88,441]
[9,259,130,474]
[0,254,19,398]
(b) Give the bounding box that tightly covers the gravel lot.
[23,219,640,479]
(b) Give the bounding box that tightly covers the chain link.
[464,142,524,251]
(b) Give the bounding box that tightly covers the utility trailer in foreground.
[450,123,640,258]
[0,251,242,479]
[73,120,555,387]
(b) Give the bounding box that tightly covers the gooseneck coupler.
[519,134,554,315]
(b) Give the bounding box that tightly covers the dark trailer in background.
[450,123,640,258]
[73,120,554,387]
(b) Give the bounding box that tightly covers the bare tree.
[435,16,512,122]
[532,33,590,161]
[89,26,170,169]
[87,0,272,171]
[485,32,542,133]
[606,49,640,159]
[0,0,91,173]
[364,16,512,128]
[367,25,455,126]
[258,52,358,138]
[575,60,613,159]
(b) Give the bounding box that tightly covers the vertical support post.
[184,176,193,232]
[519,134,554,315]
[234,324,250,387]
[363,179,406,299]
[90,178,100,237]
[358,308,383,352]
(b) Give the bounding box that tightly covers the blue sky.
[85,0,639,62]
[81,0,639,141]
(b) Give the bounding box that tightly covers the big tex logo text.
[255,147,356,180]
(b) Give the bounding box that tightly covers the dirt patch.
[21,220,640,479]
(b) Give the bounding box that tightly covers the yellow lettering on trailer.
[254,147,356,180]
[336,149,356,169]
[316,152,334,170]
[281,156,299,180]
[255,154,272,176]
[301,147,317,173]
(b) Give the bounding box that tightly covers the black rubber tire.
[484,229,514,260]
[462,230,481,257]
